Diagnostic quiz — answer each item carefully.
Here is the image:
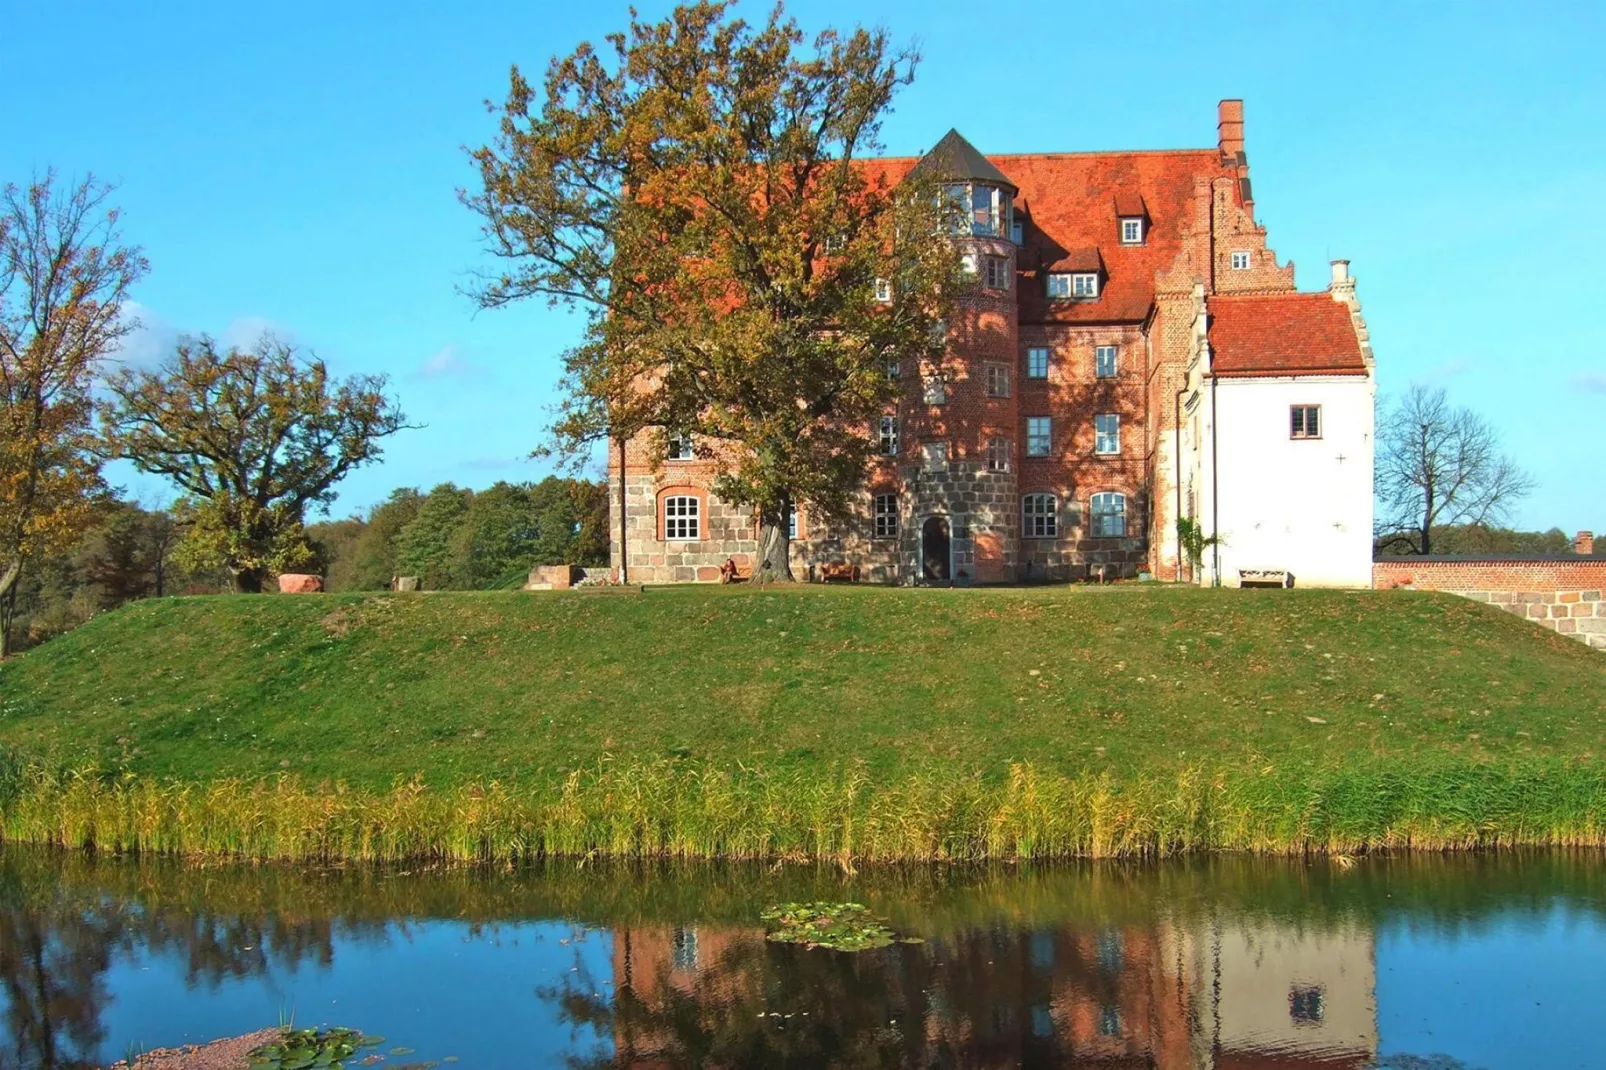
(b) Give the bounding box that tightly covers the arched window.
[663,494,700,541]
[873,494,899,539]
[1022,494,1058,538]
[1091,492,1127,537]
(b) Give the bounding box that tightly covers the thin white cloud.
[109,301,180,370]
[1422,357,1476,384]
[221,315,287,350]
[415,344,486,380]
[1575,371,1606,394]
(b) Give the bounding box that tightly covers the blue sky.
[5,0,1602,531]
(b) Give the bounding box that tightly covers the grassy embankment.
[1,584,1602,862]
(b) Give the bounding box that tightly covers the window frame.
[1026,416,1052,457]
[877,414,900,456]
[986,436,1012,473]
[787,502,800,540]
[1026,346,1050,380]
[922,374,948,406]
[1072,272,1100,298]
[1022,493,1058,539]
[1046,273,1071,299]
[872,493,899,540]
[1230,250,1251,270]
[1120,217,1144,245]
[1290,404,1322,440]
[665,431,694,461]
[985,363,1011,398]
[1094,413,1121,456]
[1090,491,1127,538]
[662,493,702,542]
[1094,345,1118,379]
[984,255,1010,291]
[874,277,894,303]
[921,441,949,470]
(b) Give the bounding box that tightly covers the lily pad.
[761,902,915,952]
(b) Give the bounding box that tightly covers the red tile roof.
[864,148,1239,324]
[1113,192,1147,218]
[1208,293,1368,377]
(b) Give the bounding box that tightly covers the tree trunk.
[1420,483,1433,556]
[756,516,793,582]
[0,560,19,659]
[232,567,267,594]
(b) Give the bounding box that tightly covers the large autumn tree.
[0,172,146,656]
[465,1,960,578]
[100,336,408,592]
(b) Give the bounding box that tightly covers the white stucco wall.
[1199,375,1375,588]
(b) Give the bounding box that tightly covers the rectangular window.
[922,442,948,470]
[1072,272,1099,297]
[984,256,1010,291]
[1026,346,1049,379]
[874,277,894,303]
[971,184,995,236]
[1023,493,1058,538]
[1231,250,1251,270]
[787,503,799,539]
[1095,414,1120,455]
[1094,345,1118,378]
[664,495,700,541]
[1120,218,1143,244]
[666,431,694,460]
[873,494,899,539]
[1011,218,1023,244]
[886,359,901,382]
[823,234,845,254]
[671,926,699,970]
[986,363,1011,398]
[1046,273,1071,299]
[1091,492,1126,537]
[1026,416,1052,457]
[923,375,947,405]
[986,436,1011,472]
[878,415,899,456]
[1291,405,1321,439]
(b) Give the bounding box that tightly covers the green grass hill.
[2,585,1603,862]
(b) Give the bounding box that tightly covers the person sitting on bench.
[719,557,741,583]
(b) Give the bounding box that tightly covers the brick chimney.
[1218,99,1245,160]
[1578,531,1595,556]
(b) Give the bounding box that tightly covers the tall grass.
[4,758,1604,864]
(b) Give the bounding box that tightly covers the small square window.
[1095,414,1120,455]
[1120,218,1143,244]
[1026,416,1052,457]
[922,442,948,470]
[1230,250,1251,270]
[923,375,947,405]
[1046,273,1071,299]
[986,364,1011,398]
[1290,985,1325,1023]
[1095,345,1118,378]
[984,256,1010,291]
[986,437,1011,472]
[1291,405,1321,439]
[1072,272,1099,298]
[874,277,894,303]
[1026,346,1049,379]
[878,415,899,456]
[873,493,899,539]
[666,431,694,460]
[824,234,846,254]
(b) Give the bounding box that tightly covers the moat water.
[1,847,1603,1068]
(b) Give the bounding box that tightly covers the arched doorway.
[921,516,951,584]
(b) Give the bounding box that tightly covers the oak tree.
[465,1,961,578]
[100,336,408,592]
[1375,384,1535,555]
[0,172,146,655]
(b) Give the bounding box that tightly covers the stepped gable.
[862,144,1241,325]
[1207,292,1369,377]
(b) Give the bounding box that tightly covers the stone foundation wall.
[1456,589,1606,651]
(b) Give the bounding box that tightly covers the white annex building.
[1180,261,1377,588]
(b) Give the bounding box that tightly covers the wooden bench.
[719,560,752,584]
[818,562,861,583]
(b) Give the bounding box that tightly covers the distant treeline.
[4,477,608,653]
[1375,524,1581,557]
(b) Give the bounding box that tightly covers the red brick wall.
[1373,559,1606,593]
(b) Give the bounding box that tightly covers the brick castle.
[609,100,1376,586]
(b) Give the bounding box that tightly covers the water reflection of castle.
[609,917,1376,1068]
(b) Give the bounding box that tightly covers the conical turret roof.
[909,129,1017,191]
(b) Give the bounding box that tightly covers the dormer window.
[1049,272,1099,299]
[1120,218,1144,245]
[943,182,1014,238]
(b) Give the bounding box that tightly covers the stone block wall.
[1373,558,1606,651]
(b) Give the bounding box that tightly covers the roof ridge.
[872,147,1221,164]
